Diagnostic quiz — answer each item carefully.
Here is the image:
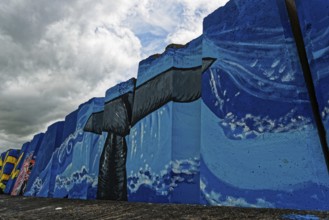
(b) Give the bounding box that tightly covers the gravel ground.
[0,195,329,219]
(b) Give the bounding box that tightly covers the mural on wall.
[3,142,30,194]
[11,133,44,196]
[200,0,329,210]
[63,98,106,200]
[125,38,214,204]
[24,122,64,196]
[294,0,329,145]
[1,0,329,211]
[0,152,5,172]
[28,98,107,200]
[48,110,79,198]
[85,79,136,201]
[0,149,20,192]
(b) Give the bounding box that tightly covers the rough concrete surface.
[0,195,329,219]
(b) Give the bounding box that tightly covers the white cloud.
[0,0,228,151]
[124,0,229,55]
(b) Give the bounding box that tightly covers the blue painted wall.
[24,122,64,196]
[49,98,106,199]
[127,51,173,203]
[67,98,106,199]
[1,0,329,211]
[49,109,79,198]
[295,0,329,145]
[127,37,202,204]
[127,103,174,203]
[200,0,329,210]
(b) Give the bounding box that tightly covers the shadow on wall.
[1,0,329,211]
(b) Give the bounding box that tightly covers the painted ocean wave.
[203,34,306,89]
[55,166,97,193]
[200,178,274,208]
[57,129,85,164]
[200,156,329,210]
[203,63,314,140]
[26,128,86,197]
[128,158,199,197]
[202,6,314,141]
[25,176,43,196]
[218,108,311,140]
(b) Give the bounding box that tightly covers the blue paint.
[136,37,202,86]
[200,0,329,210]
[105,78,136,103]
[62,110,78,142]
[1,0,329,211]
[295,0,329,145]
[26,133,45,164]
[25,122,64,197]
[48,109,79,198]
[282,214,320,220]
[171,101,201,204]
[128,34,203,204]
[200,101,329,210]
[50,98,106,200]
[67,98,105,199]
[24,98,106,199]
[127,103,173,203]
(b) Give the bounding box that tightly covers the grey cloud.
[0,0,227,151]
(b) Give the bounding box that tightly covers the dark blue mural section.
[1,0,329,211]
[27,98,107,200]
[200,0,329,210]
[295,0,329,145]
[24,122,64,197]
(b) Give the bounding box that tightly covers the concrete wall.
[1,0,329,211]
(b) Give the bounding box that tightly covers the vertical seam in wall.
[170,72,174,203]
[285,0,329,173]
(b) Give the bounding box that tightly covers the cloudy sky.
[0,0,228,152]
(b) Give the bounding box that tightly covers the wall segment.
[1,0,329,211]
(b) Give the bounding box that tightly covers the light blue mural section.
[51,128,84,198]
[282,214,320,220]
[54,98,106,200]
[170,37,203,204]
[127,103,173,203]
[171,101,200,204]
[127,36,203,204]
[200,102,329,209]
